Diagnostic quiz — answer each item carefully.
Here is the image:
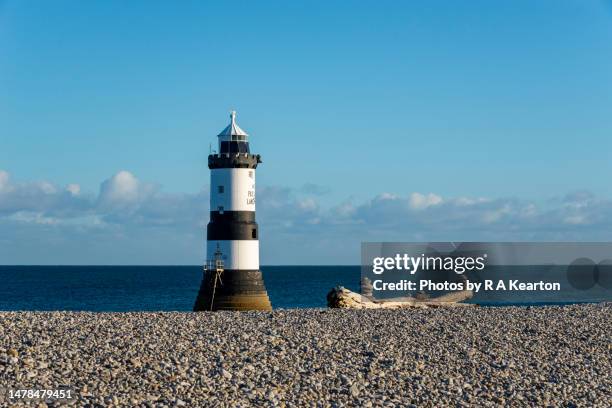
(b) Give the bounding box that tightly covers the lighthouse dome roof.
[217,110,248,137]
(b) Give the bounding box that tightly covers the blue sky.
[1,1,612,264]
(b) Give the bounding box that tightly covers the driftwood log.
[327,281,475,309]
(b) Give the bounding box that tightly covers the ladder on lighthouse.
[204,244,225,311]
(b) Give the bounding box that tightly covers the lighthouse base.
[193,269,272,311]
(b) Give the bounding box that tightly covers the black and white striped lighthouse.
[194,111,272,311]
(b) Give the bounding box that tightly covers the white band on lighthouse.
[206,240,260,270]
[210,168,256,212]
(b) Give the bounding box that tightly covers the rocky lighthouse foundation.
[193,111,272,311]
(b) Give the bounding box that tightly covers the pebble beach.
[1,304,610,407]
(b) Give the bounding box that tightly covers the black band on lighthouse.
[202,269,268,295]
[208,154,261,169]
[207,219,258,241]
[209,211,255,223]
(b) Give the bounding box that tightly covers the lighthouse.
[193,111,272,311]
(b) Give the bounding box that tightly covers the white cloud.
[7,211,59,225]
[66,184,81,196]
[0,170,10,192]
[564,215,587,225]
[481,204,512,224]
[377,192,397,201]
[297,197,318,212]
[331,201,357,219]
[408,192,443,210]
[38,181,57,194]
[453,196,488,206]
[98,170,144,208]
[0,170,90,216]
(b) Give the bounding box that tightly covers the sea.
[0,266,608,311]
[0,266,360,311]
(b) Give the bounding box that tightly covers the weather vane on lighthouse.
[194,111,271,311]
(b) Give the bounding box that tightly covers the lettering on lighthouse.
[247,189,256,205]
